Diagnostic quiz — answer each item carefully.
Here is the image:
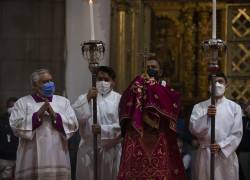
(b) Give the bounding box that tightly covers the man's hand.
[207,105,216,117]
[47,103,56,120]
[87,87,98,102]
[92,124,101,135]
[210,143,221,153]
[37,101,56,122]
[37,101,50,119]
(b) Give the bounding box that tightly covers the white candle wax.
[212,0,216,39]
[89,0,95,40]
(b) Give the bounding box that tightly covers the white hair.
[30,69,50,87]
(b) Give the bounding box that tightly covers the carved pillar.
[198,10,210,99]
[110,0,129,92]
[143,4,151,54]
[111,0,146,92]
[129,0,144,80]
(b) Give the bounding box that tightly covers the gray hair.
[30,69,50,87]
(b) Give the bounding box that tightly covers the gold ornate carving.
[150,4,183,88]
[148,2,226,99]
[226,4,250,104]
[129,0,143,80]
[111,1,250,106]
[232,7,250,38]
[226,79,250,103]
[229,43,250,75]
[181,6,195,98]
[227,4,250,41]
[111,0,129,92]
[111,0,145,92]
[198,11,210,99]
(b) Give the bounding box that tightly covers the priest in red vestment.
[117,57,187,180]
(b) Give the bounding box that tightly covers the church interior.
[0,0,249,117]
[0,0,250,179]
[110,0,250,117]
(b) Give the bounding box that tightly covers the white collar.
[209,96,226,105]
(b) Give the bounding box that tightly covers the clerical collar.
[32,94,53,102]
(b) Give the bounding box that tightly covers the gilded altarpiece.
[111,1,250,114]
[147,2,226,103]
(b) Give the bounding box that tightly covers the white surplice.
[9,95,79,180]
[189,97,243,180]
[72,91,121,180]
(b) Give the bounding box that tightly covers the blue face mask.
[41,81,55,97]
[147,68,158,78]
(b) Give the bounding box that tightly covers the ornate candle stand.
[202,38,226,180]
[81,40,105,180]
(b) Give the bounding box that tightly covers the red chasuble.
[118,75,187,180]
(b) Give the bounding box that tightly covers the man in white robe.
[189,72,242,180]
[73,66,121,180]
[9,69,79,180]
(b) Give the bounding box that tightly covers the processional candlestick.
[201,1,226,180]
[81,1,105,179]
[81,40,105,180]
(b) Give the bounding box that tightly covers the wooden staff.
[209,49,219,180]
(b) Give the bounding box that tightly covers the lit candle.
[89,0,95,40]
[212,0,216,39]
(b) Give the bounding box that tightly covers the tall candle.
[89,0,95,40]
[212,0,216,39]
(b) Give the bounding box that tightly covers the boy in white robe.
[9,69,78,180]
[189,72,242,180]
[73,66,121,180]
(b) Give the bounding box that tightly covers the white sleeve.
[218,104,243,158]
[72,94,92,120]
[57,99,79,140]
[9,98,35,140]
[72,94,92,139]
[189,103,210,139]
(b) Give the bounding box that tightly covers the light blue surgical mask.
[41,81,55,97]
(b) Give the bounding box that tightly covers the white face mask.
[7,107,14,114]
[209,82,225,97]
[96,81,111,95]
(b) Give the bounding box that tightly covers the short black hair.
[98,66,116,80]
[208,71,227,83]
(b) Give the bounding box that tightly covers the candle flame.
[89,0,93,4]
